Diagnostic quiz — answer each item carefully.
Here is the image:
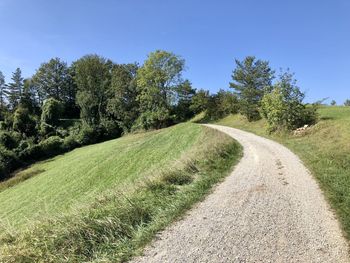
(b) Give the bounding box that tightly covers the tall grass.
[215,106,350,240]
[0,125,241,262]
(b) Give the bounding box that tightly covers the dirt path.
[131,125,349,263]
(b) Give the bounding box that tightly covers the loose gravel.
[131,125,349,263]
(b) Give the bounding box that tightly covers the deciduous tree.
[74,55,112,126]
[136,50,185,129]
[107,63,139,133]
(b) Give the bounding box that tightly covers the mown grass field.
[215,106,350,239]
[0,123,242,262]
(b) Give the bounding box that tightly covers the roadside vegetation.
[214,106,350,240]
[1,49,349,261]
[190,55,350,241]
[0,123,241,262]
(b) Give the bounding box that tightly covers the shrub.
[344,99,350,106]
[76,125,100,145]
[13,107,37,137]
[63,135,80,151]
[0,146,19,180]
[40,98,64,136]
[261,71,317,132]
[0,131,21,150]
[41,98,64,126]
[39,136,64,156]
[205,90,239,121]
[39,122,56,137]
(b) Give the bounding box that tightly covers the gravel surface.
[131,125,349,263]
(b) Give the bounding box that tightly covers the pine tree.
[230,56,274,121]
[6,68,24,110]
[0,70,6,108]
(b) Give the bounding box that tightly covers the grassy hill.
[216,106,350,239]
[0,123,241,262]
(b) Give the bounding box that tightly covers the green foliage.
[190,89,209,114]
[344,99,350,106]
[74,55,112,126]
[330,100,336,106]
[173,80,196,122]
[12,107,37,136]
[136,50,185,129]
[6,68,24,110]
[0,146,18,180]
[21,78,39,113]
[107,63,140,133]
[261,71,317,132]
[230,56,274,121]
[0,70,6,108]
[39,136,64,156]
[205,90,239,121]
[75,124,100,145]
[0,131,21,150]
[32,57,74,106]
[40,98,64,135]
[41,98,63,125]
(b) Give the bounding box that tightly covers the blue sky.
[0,0,349,103]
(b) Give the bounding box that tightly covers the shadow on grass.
[0,169,46,193]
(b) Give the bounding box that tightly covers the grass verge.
[0,125,242,262]
[215,106,350,240]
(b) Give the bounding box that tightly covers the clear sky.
[0,0,349,103]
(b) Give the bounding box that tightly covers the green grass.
[0,123,201,228]
[215,106,350,240]
[0,123,242,262]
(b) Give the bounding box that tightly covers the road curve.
[131,124,349,263]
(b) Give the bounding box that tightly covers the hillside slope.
[216,106,350,240]
[0,123,201,228]
[0,123,241,262]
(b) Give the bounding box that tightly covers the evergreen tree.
[21,78,39,113]
[6,68,24,110]
[190,89,210,114]
[0,70,6,108]
[174,80,196,122]
[230,56,274,121]
[31,58,74,106]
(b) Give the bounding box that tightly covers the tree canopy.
[230,56,274,121]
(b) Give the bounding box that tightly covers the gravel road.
[131,124,349,263]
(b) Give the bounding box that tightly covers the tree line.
[0,50,208,180]
[0,52,320,181]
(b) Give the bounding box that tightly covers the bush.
[205,90,239,121]
[39,136,64,156]
[63,135,80,151]
[261,88,318,132]
[261,71,317,132]
[39,122,56,137]
[41,98,64,127]
[13,107,37,137]
[76,125,100,145]
[0,131,21,150]
[0,146,19,180]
